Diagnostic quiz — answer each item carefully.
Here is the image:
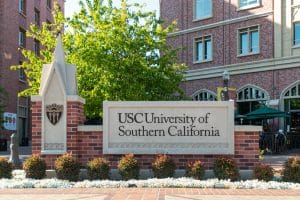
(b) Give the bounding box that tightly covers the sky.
[64,0,160,18]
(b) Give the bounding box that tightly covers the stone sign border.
[103,101,235,155]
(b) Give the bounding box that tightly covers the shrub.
[213,157,240,181]
[118,154,139,180]
[55,153,80,182]
[0,157,13,179]
[253,164,274,181]
[152,154,176,178]
[186,160,205,180]
[282,156,300,183]
[23,154,46,179]
[87,157,110,180]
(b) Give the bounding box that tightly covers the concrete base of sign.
[44,169,254,180]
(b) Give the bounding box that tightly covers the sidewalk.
[0,188,299,200]
[262,149,300,172]
[0,146,31,161]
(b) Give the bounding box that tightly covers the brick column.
[66,101,85,160]
[31,97,86,169]
[31,101,42,154]
[234,130,260,169]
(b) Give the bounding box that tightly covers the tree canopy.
[12,0,186,118]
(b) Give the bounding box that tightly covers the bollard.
[8,133,21,168]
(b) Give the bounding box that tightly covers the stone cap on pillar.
[40,34,78,96]
[32,34,85,104]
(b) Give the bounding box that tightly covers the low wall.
[32,123,260,169]
[31,100,261,169]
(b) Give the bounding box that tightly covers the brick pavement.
[0,188,299,200]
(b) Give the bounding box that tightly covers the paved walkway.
[0,188,299,200]
[262,150,300,173]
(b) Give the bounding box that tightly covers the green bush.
[186,160,205,180]
[213,157,240,181]
[282,156,300,183]
[152,154,176,178]
[253,164,274,181]
[87,157,110,180]
[0,157,13,179]
[23,154,46,179]
[55,153,80,182]
[118,154,139,180]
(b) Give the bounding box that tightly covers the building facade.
[0,0,64,145]
[160,0,300,137]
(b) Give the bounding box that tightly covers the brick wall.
[182,67,300,101]
[73,130,259,170]
[160,0,274,69]
[31,99,260,170]
[34,128,260,170]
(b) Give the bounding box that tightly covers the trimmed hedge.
[0,157,13,179]
[213,157,240,181]
[23,154,46,179]
[118,154,139,180]
[55,153,80,182]
[87,157,110,180]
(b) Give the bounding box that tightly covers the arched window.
[282,81,300,137]
[192,89,217,101]
[236,85,269,115]
[283,82,300,99]
[237,85,268,102]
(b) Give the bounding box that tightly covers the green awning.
[245,105,290,120]
[235,112,246,119]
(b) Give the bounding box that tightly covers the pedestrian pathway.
[262,150,300,173]
[0,188,299,200]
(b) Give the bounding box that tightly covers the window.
[194,0,212,20]
[238,26,259,55]
[19,0,26,14]
[239,0,260,9]
[193,90,217,101]
[34,40,40,56]
[194,36,212,62]
[47,0,52,9]
[236,85,268,119]
[294,23,300,46]
[284,82,300,98]
[17,96,29,146]
[19,29,26,48]
[237,85,267,102]
[34,8,40,27]
[19,68,25,81]
[282,81,300,135]
[18,61,25,81]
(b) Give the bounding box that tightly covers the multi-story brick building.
[160,0,300,140]
[0,0,64,146]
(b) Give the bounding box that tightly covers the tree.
[12,0,186,118]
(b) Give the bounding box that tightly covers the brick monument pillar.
[31,35,85,168]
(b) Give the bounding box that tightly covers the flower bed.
[0,170,299,189]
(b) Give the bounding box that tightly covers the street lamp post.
[222,70,230,101]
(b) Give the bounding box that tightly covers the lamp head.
[222,70,230,81]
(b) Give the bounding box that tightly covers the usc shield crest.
[46,104,63,125]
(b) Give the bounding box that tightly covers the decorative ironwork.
[46,103,63,125]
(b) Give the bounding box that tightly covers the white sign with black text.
[103,101,234,154]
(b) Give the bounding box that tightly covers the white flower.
[1,170,300,189]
